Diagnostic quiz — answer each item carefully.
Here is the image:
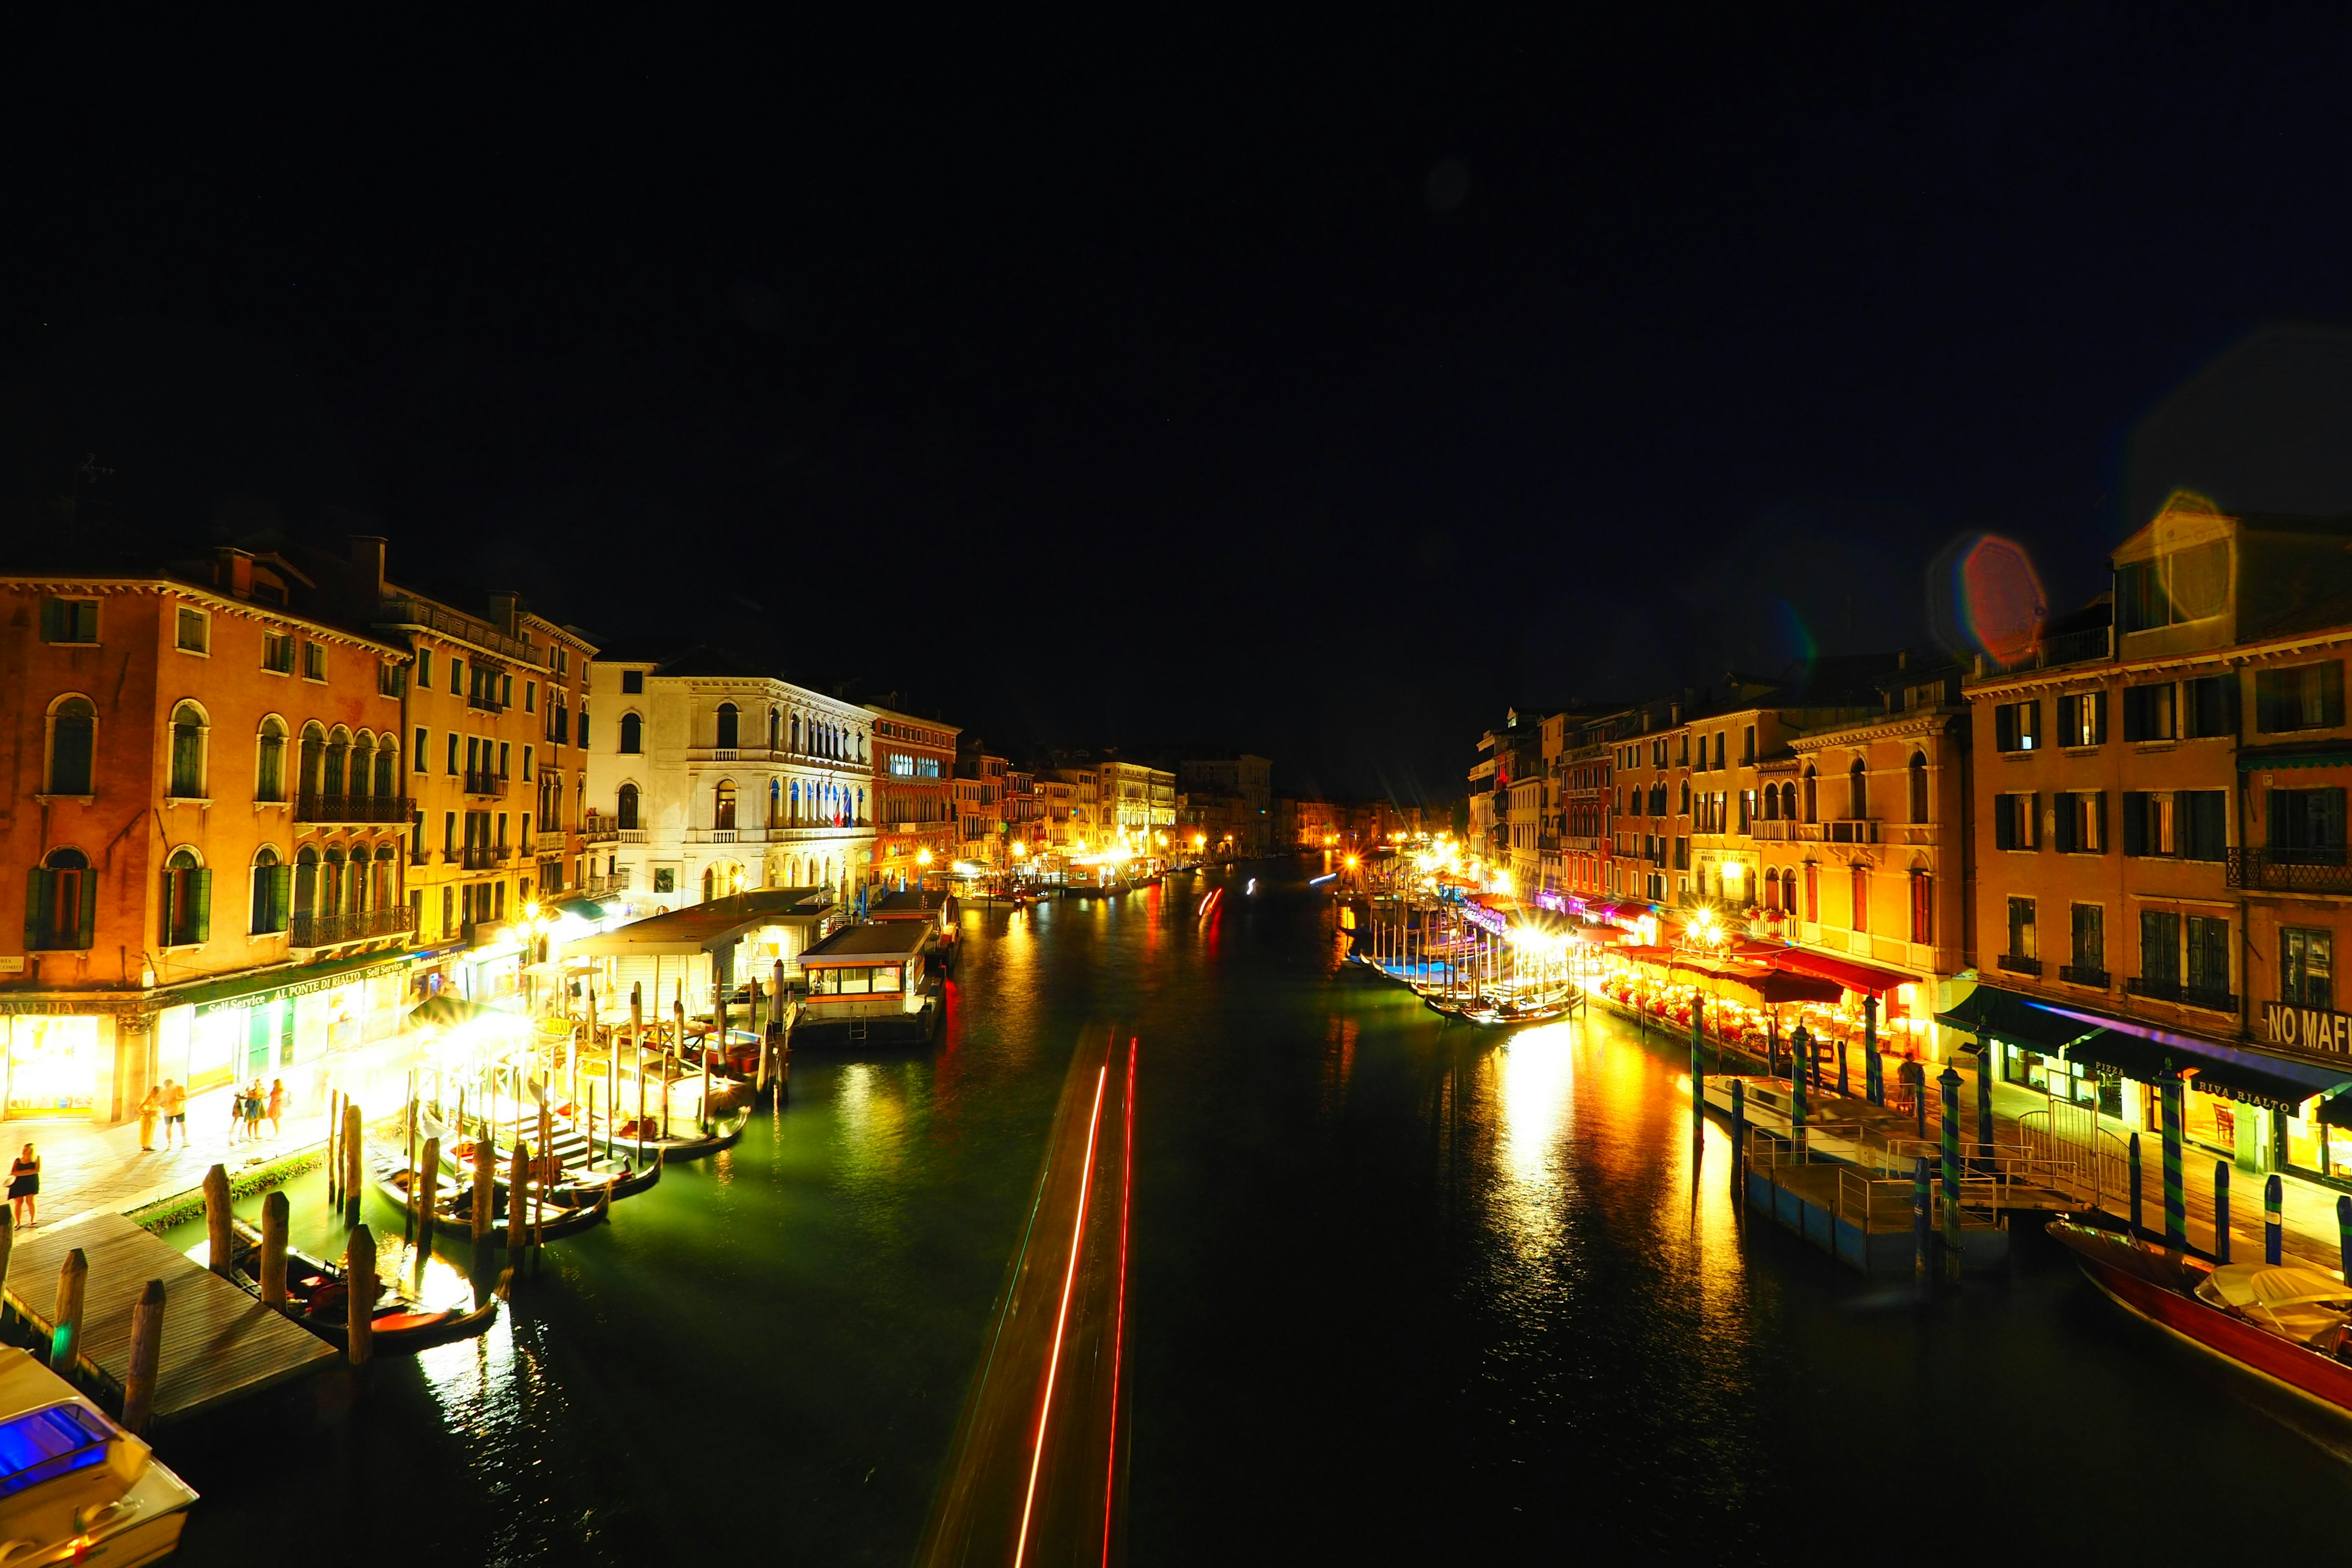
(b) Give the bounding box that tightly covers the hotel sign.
[2262,1002,2352,1055]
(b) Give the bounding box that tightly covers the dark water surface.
[161,858,2352,1564]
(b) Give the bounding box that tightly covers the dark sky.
[12,14,2352,803]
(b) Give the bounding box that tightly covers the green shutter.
[192,869,213,944]
[38,598,61,643]
[24,869,49,948]
[160,872,175,947]
[272,864,293,932]
[75,867,95,948]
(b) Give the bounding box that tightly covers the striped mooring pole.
[1690,998,1706,1144]
[1863,994,1882,1106]
[2128,1133,2144,1241]
[2266,1174,2283,1265]
[1909,1061,1928,1139]
[1730,1079,1746,1194]
[2339,1196,2352,1284]
[1836,1038,1850,1099]
[1913,1155,1933,1284]
[2162,1072,2187,1251]
[2214,1161,2231,1265]
[1790,1029,1809,1144]
[1975,1045,1994,1166]
[1939,1065,1962,1273]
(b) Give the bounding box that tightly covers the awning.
[1934,982,2109,1055]
[170,951,412,1018]
[1769,949,1917,996]
[2239,743,2352,772]
[2066,1026,2352,1113]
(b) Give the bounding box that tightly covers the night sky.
[11,15,2352,804]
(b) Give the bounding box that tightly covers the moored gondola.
[205,1217,504,1354]
[371,1141,611,1243]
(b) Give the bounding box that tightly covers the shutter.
[2027,793,2041,849]
[192,869,213,944]
[24,869,48,949]
[2326,662,2346,728]
[2122,793,2147,857]
[39,598,61,642]
[2054,795,2075,854]
[75,867,95,948]
[1996,706,2016,752]
[271,864,293,931]
[1995,796,2015,851]
[2092,791,2108,854]
[160,872,175,947]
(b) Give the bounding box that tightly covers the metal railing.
[1826,819,1879,844]
[535,831,566,853]
[2016,1106,2131,1215]
[290,906,415,948]
[2227,848,2352,895]
[459,844,510,869]
[295,792,412,824]
[379,595,539,665]
[582,822,620,844]
[466,689,506,714]
[1996,953,2043,976]
[2059,963,2109,988]
[463,770,509,797]
[1972,624,2113,681]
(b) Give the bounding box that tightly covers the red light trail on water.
[1102,1037,1135,1565]
[1012,1058,1108,1568]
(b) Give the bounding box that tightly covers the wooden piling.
[345,1225,376,1366]
[52,1248,87,1372]
[508,1140,530,1255]
[472,1131,496,1242]
[669,997,684,1140]
[259,1191,290,1310]
[203,1163,233,1280]
[2214,1161,2231,1265]
[415,1137,440,1278]
[342,1100,364,1227]
[121,1279,165,1436]
[326,1090,342,1205]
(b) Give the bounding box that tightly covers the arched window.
[47,696,96,796]
[1801,767,1817,824]
[25,848,93,950]
[168,703,208,798]
[1802,861,1820,924]
[715,703,739,750]
[789,780,801,823]
[322,847,346,919]
[295,846,319,919]
[856,787,865,823]
[255,716,287,803]
[715,780,737,831]
[1762,783,1779,821]
[617,783,640,831]
[251,847,288,935]
[299,722,326,801]
[324,726,352,797]
[1848,758,1868,821]
[620,713,643,755]
[1780,782,1798,821]
[791,714,802,753]
[768,708,781,752]
[374,745,395,800]
[1908,752,1929,824]
[769,778,782,827]
[161,847,210,946]
[374,846,398,913]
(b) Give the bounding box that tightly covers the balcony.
[535,831,566,853]
[1825,820,1880,845]
[688,826,770,844]
[579,870,632,899]
[1970,624,2113,682]
[1996,953,2043,977]
[466,690,506,714]
[379,595,540,665]
[464,770,509,798]
[582,822,620,845]
[2125,976,2239,1013]
[295,793,413,825]
[290,905,415,949]
[459,844,511,870]
[2059,963,2109,989]
[2226,848,2352,895]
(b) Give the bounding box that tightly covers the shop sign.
[2262,1001,2352,1055]
[1462,903,1510,935]
[192,958,408,1017]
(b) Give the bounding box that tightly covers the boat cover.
[2195,1262,2352,1343]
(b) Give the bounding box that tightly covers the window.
[2117,539,2231,631]
[1741,726,1755,765]
[417,648,432,688]
[175,608,208,654]
[377,663,402,698]
[1907,753,1929,823]
[46,696,95,796]
[2256,663,2345,733]
[450,657,464,695]
[2007,897,2038,961]
[23,848,94,951]
[715,780,737,830]
[447,733,461,775]
[1847,760,1868,820]
[255,717,287,802]
[2122,684,2177,742]
[716,703,739,750]
[2182,791,2227,861]
[1713,733,1727,771]
[1803,862,1819,922]
[2187,915,2230,1003]
[40,597,97,644]
[2139,910,2182,990]
[302,641,326,680]
[578,707,589,750]
[2122,792,2176,858]
[620,713,643,754]
[168,702,207,797]
[497,742,510,778]
[415,728,429,772]
[2283,928,2335,1011]
[2268,788,2347,864]
[1850,865,1868,933]
[2070,903,2104,974]
[2184,674,2237,738]
[2054,791,2106,854]
[526,681,537,713]
[622,670,644,695]
[501,674,513,708]
[2058,692,2106,748]
[250,848,291,935]
[617,784,640,831]
[1994,792,2040,850]
[522,746,533,782]
[262,631,294,673]
[1994,701,2040,753]
[160,849,211,946]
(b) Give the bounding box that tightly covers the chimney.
[212,546,254,598]
[347,535,387,603]
[487,592,520,635]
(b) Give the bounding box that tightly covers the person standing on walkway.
[242,1080,264,1142]
[228,1084,247,1145]
[9,1145,40,1228]
[266,1079,287,1139]
[159,1080,186,1149]
[137,1087,160,1152]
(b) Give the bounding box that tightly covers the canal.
[163,856,2352,1564]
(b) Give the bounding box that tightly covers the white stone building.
[584,649,876,910]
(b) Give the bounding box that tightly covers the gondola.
[370,1141,611,1243]
[209,1216,505,1354]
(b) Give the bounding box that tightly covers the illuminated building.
[870,703,961,886]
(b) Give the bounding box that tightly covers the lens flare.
[1956,533,2046,663]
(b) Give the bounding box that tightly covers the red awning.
[1574,926,1633,946]
[1768,949,1915,996]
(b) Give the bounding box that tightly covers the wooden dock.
[2,1211,337,1425]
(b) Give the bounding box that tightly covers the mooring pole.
[2266,1173,2284,1265]
[2214,1161,2231,1265]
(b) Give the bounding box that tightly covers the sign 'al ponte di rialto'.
[2263,1001,2352,1055]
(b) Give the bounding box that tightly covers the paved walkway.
[0,1106,331,1232]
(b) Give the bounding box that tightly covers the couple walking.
[136,1079,284,1151]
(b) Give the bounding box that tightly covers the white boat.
[0,1345,198,1562]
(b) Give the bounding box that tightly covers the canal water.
[162,858,2352,1564]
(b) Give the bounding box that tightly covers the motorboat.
[0,1346,198,1562]
[2048,1219,2352,1415]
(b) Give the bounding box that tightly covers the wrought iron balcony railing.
[2227,848,2352,894]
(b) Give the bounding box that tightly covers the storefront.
[154,954,414,1129]
[1,1013,105,1120]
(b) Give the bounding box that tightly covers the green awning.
[167,950,410,1017]
[2239,743,2352,771]
[2071,1030,2352,1113]
[1935,982,2109,1055]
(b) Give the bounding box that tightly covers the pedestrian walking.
[137,1087,160,1152]
[9,1145,40,1229]
[159,1080,186,1149]
[243,1080,265,1142]
[228,1084,248,1145]
[266,1079,287,1139]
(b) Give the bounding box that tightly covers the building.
[584,647,876,912]
[1296,799,1341,848]
[870,704,961,886]
[1097,758,1178,855]
[1174,753,1272,854]
[3,540,417,1126]
[952,747,1008,870]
